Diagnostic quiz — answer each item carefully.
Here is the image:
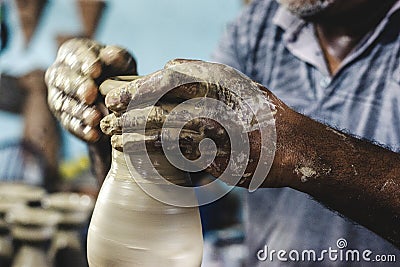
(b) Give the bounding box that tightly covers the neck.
[311,0,396,74]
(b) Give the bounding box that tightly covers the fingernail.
[105,86,132,111]
[82,126,101,143]
[100,114,121,135]
[110,135,123,150]
[83,108,102,127]
[77,80,98,104]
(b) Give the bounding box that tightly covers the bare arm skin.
[20,70,60,191]
[262,91,400,247]
[272,0,400,246]
[100,60,400,248]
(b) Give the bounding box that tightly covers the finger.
[45,63,98,104]
[99,79,130,97]
[59,113,102,143]
[99,76,140,96]
[56,38,103,79]
[101,103,191,136]
[104,70,219,113]
[100,103,174,136]
[48,87,103,142]
[111,130,229,162]
[102,100,230,152]
[163,58,205,69]
[117,102,228,142]
[99,45,137,76]
[104,71,162,113]
[48,87,102,127]
[110,133,159,152]
[111,130,230,186]
[109,103,230,155]
[100,113,121,136]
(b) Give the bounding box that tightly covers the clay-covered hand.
[100,59,288,188]
[45,38,137,142]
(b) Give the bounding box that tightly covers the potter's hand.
[45,38,137,142]
[101,59,287,188]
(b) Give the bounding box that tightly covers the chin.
[277,0,335,18]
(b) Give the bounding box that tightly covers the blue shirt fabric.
[212,0,400,265]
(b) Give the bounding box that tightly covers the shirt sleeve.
[210,0,262,72]
[211,21,243,71]
[211,0,277,77]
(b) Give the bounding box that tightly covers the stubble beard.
[276,0,335,18]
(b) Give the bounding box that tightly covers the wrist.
[88,135,112,185]
[231,85,302,188]
[264,105,305,188]
[238,85,303,188]
[19,70,47,94]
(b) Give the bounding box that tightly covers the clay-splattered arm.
[100,59,400,247]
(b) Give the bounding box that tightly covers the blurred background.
[0,0,251,266]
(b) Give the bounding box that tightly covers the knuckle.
[99,45,136,73]
[56,38,102,78]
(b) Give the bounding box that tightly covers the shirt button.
[320,77,331,88]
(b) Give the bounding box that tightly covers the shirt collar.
[272,3,301,31]
[272,0,400,77]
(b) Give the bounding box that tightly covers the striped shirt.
[213,0,400,265]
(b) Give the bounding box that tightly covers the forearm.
[275,111,400,246]
[21,70,60,191]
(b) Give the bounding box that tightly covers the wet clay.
[87,148,203,267]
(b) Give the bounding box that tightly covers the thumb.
[99,45,137,77]
[163,58,205,69]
